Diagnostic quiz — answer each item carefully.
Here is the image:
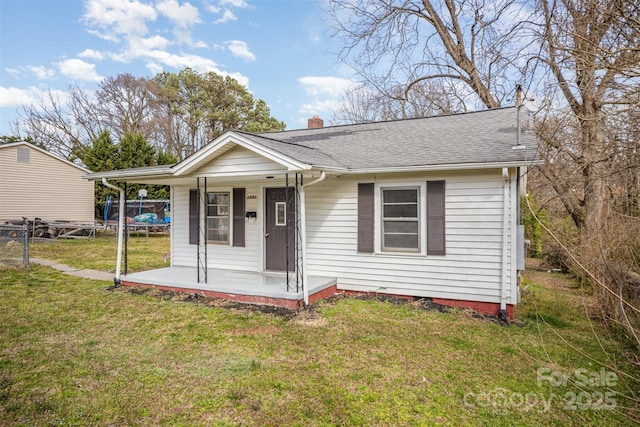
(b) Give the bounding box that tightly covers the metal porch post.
[197,177,208,284]
[285,173,290,291]
[124,182,128,275]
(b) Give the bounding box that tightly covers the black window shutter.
[233,188,245,247]
[427,181,446,255]
[189,189,198,245]
[358,183,375,253]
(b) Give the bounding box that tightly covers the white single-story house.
[87,107,540,318]
[0,141,95,224]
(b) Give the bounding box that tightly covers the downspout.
[500,168,510,320]
[300,171,326,306]
[102,178,125,286]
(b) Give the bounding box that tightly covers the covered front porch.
[120,266,338,309]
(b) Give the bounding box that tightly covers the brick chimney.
[307,115,324,129]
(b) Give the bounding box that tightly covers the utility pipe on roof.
[102,178,125,285]
[300,171,326,306]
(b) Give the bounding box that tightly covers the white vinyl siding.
[0,144,94,223]
[172,184,261,271]
[195,145,287,177]
[169,168,517,305]
[303,170,515,304]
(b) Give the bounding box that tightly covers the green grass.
[28,233,170,272]
[1,243,638,425]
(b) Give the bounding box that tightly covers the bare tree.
[15,74,159,160]
[16,89,89,160]
[333,80,465,124]
[329,0,640,235]
[527,0,640,235]
[329,0,640,355]
[328,0,521,115]
[93,74,158,141]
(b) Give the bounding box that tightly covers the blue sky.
[0,0,357,136]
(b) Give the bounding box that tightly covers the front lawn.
[27,233,170,273]
[1,239,638,425]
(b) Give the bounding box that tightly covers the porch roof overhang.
[85,159,541,186]
[84,131,315,185]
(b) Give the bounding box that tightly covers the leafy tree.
[151,68,286,158]
[0,134,45,149]
[14,69,285,162]
[83,130,175,219]
[82,130,118,173]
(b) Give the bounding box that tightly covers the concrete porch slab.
[120,266,338,309]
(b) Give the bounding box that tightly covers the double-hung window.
[206,192,230,243]
[381,187,420,252]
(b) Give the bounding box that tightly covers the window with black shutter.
[427,180,446,255]
[232,188,245,247]
[357,183,374,253]
[189,189,198,245]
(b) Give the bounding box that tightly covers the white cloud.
[299,99,344,116]
[0,86,41,107]
[57,58,103,82]
[225,40,255,62]
[82,0,157,36]
[6,68,20,78]
[128,35,172,52]
[5,66,55,80]
[214,8,236,23]
[205,4,220,13]
[173,28,207,48]
[298,76,357,97]
[140,50,218,74]
[207,0,249,24]
[157,0,201,28]
[0,86,69,109]
[145,62,164,75]
[29,66,56,80]
[220,0,248,7]
[78,49,104,60]
[222,71,249,87]
[296,77,359,124]
[86,28,120,42]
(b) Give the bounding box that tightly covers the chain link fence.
[0,224,29,268]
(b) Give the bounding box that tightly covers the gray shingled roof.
[86,107,540,181]
[243,107,539,171]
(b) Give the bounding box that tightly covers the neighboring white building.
[88,108,541,318]
[0,142,94,223]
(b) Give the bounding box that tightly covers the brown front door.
[265,187,295,271]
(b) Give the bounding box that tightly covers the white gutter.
[312,160,544,175]
[102,178,125,284]
[500,168,510,319]
[300,171,326,306]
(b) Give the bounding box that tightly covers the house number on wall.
[246,195,257,200]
